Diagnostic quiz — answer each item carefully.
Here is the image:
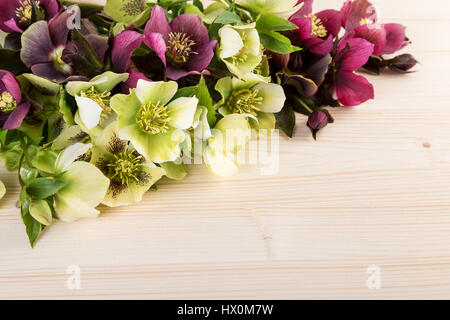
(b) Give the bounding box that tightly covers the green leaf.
[0,48,28,75]
[67,29,104,78]
[26,178,68,200]
[29,200,53,226]
[19,166,39,185]
[196,77,216,126]
[160,162,188,180]
[256,14,298,33]
[213,10,242,25]
[19,189,42,248]
[259,31,301,54]
[275,103,296,138]
[1,144,22,171]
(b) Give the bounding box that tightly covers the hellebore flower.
[143,5,217,80]
[217,23,263,78]
[111,80,198,163]
[331,38,374,106]
[204,114,252,177]
[53,143,110,222]
[65,71,129,130]
[215,77,286,130]
[0,70,30,130]
[90,121,165,207]
[341,0,409,55]
[0,0,59,33]
[235,0,301,19]
[20,8,79,82]
[290,4,342,56]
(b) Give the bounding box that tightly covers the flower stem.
[19,133,32,167]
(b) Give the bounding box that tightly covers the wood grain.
[1,0,449,299]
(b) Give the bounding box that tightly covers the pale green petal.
[210,114,251,152]
[214,77,234,103]
[102,165,165,207]
[92,121,120,152]
[253,82,286,113]
[55,142,92,174]
[203,2,227,24]
[55,161,109,222]
[244,29,261,56]
[52,125,84,150]
[119,126,185,163]
[160,161,187,180]
[22,73,60,95]
[219,27,244,59]
[204,146,239,177]
[135,80,177,105]
[90,71,129,93]
[0,180,5,200]
[193,106,212,140]
[111,91,142,129]
[75,95,103,129]
[166,96,198,130]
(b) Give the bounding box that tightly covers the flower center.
[136,101,170,135]
[360,18,371,26]
[228,32,251,64]
[227,89,263,116]
[121,0,147,17]
[166,32,198,66]
[308,14,327,38]
[0,92,18,113]
[107,150,144,185]
[16,0,45,27]
[80,86,112,124]
[50,46,72,75]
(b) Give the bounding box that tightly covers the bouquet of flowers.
[0,0,417,246]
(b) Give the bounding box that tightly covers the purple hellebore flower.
[290,1,342,56]
[0,70,30,130]
[0,0,58,33]
[143,5,217,80]
[340,0,409,55]
[331,38,375,106]
[20,8,78,82]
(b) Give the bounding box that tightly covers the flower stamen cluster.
[80,86,112,124]
[107,150,144,185]
[227,89,263,116]
[166,32,198,65]
[0,92,17,113]
[136,101,171,135]
[308,14,327,38]
[16,0,44,27]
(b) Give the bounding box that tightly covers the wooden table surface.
[1,0,449,299]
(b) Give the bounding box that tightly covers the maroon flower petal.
[341,0,377,32]
[20,21,53,67]
[144,5,171,42]
[4,18,23,33]
[382,23,407,55]
[291,17,312,40]
[170,14,209,45]
[2,101,30,130]
[291,0,313,19]
[185,40,217,72]
[338,38,374,71]
[48,8,77,46]
[40,0,59,21]
[0,0,21,33]
[0,70,22,103]
[344,23,386,56]
[144,32,167,67]
[31,63,68,82]
[304,36,333,55]
[316,9,342,38]
[335,71,374,106]
[122,69,151,94]
[112,30,144,73]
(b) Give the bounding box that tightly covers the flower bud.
[307,110,329,140]
[389,54,418,72]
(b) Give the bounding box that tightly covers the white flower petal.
[253,82,286,113]
[75,95,103,129]
[219,27,244,59]
[135,80,177,105]
[55,142,92,174]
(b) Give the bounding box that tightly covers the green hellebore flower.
[53,143,110,222]
[104,0,153,27]
[215,76,286,131]
[235,0,301,19]
[111,80,199,163]
[66,71,129,131]
[204,114,252,177]
[91,121,165,207]
[217,23,263,79]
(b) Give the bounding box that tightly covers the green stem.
[293,96,314,114]
[19,133,32,167]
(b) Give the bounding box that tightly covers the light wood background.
[1,0,449,299]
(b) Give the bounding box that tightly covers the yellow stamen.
[136,101,171,135]
[308,14,327,38]
[166,32,198,65]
